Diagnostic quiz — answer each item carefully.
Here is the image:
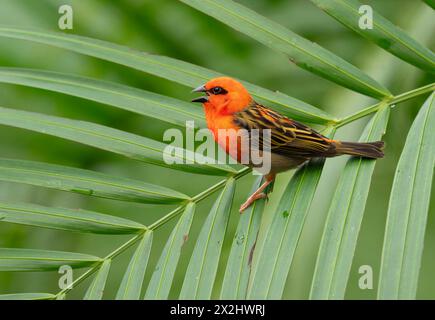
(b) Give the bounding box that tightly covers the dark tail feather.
[334,141,385,159]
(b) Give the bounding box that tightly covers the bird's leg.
[239,175,275,213]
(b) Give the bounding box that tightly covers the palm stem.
[55,232,145,298]
[337,83,434,128]
[149,167,250,231]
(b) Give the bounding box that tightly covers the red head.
[191,77,253,115]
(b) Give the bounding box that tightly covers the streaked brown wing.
[233,102,332,158]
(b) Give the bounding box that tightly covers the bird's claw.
[239,193,268,213]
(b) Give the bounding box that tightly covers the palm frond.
[310,106,390,299]
[0,248,101,271]
[0,68,206,128]
[178,0,392,99]
[145,203,195,299]
[423,0,435,10]
[0,106,235,176]
[0,1,433,301]
[220,177,265,299]
[84,260,111,300]
[310,0,435,73]
[0,293,55,300]
[180,178,235,299]
[247,129,334,299]
[0,26,334,124]
[378,93,434,299]
[0,201,145,234]
[116,232,153,300]
[0,158,190,204]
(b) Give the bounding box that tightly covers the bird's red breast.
[196,77,253,161]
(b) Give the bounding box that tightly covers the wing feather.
[233,102,332,158]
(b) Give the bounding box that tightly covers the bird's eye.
[210,86,226,95]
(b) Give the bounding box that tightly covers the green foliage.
[84,260,111,300]
[220,177,265,299]
[179,0,392,99]
[0,293,55,300]
[310,0,435,72]
[145,203,195,299]
[378,93,434,299]
[0,201,145,234]
[0,106,234,175]
[247,131,333,299]
[0,158,190,204]
[0,26,334,124]
[0,0,433,300]
[180,179,235,299]
[0,68,206,128]
[310,106,390,299]
[423,0,435,10]
[116,232,153,299]
[0,248,101,271]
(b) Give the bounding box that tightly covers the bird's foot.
[239,193,268,213]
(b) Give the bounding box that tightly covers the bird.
[191,77,384,212]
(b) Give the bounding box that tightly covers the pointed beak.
[192,85,206,93]
[191,84,208,103]
[191,96,209,103]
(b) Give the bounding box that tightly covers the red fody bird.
[192,77,384,212]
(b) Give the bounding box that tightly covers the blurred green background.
[0,0,433,299]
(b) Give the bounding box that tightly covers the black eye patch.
[209,86,228,95]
